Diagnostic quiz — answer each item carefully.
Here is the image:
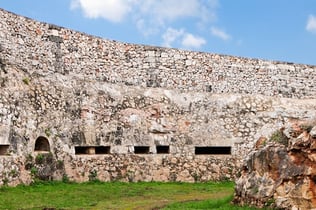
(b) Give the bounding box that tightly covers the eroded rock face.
[234,123,316,209]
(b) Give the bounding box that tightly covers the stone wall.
[0,9,316,185]
[1,9,316,99]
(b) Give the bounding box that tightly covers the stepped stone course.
[0,8,316,197]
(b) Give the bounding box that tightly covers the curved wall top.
[0,8,316,99]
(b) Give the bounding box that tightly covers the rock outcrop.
[234,121,316,209]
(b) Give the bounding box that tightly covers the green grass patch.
[270,129,289,146]
[163,194,262,210]
[0,181,260,210]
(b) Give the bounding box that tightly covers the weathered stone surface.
[1,9,316,98]
[234,123,316,209]
[310,126,316,138]
[0,8,316,186]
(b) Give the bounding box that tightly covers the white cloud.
[161,28,206,49]
[181,33,206,49]
[161,27,206,49]
[139,0,216,24]
[306,15,316,34]
[70,0,135,22]
[136,0,218,36]
[71,0,218,49]
[136,19,159,37]
[71,0,218,30]
[162,28,184,47]
[211,27,231,41]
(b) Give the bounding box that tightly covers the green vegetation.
[35,153,44,164]
[88,169,98,181]
[270,129,288,146]
[44,127,51,137]
[22,77,30,85]
[0,181,261,210]
[164,194,262,210]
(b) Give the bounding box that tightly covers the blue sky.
[1,0,316,65]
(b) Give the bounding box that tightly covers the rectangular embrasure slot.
[95,146,110,154]
[156,145,169,154]
[75,146,93,155]
[195,146,231,155]
[75,146,111,155]
[0,145,9,155]
[134,146,150,154]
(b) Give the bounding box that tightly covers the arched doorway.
[34,136,50,152]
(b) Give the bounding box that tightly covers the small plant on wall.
[191,171,201,182]
[62,174,70,183]
[22,77,30,85]
[24,152,66,183]
[270,128,289,146]
[35,154,44,164]
[30,167,38,178]
[44,128,51,137]
[127,170,135,182]
[88,169,98,181]
[9,169,19,178]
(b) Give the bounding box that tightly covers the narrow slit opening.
[156,145,169,154]
[75,146,95,155]
[75,146,110,155]
[134,146,150,154]
[0,145,9,155]
[95,146,111,154]
[195,146,231,155]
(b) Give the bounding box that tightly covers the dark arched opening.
[34,136,50,152]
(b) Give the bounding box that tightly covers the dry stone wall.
[1,9,316,98]
[0,9,316,185]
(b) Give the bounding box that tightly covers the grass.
[270,129,288,146]
[164,194,262,210]
[0,181,261,210]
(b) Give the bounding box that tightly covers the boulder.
[234,124,316,209]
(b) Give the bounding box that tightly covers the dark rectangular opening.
[75,146,96,155]
[95,146,110,154]
[134,146,150,154]
[195,146,231,155]
[75,146,90,155]
[75,146,111,155]
[0,145,9,155]
[156,145,169,154]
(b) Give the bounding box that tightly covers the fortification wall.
[1,9,316,98]
[0,9,316,185]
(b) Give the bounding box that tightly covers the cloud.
[70,0,135,22]
[211,27,231,40]
[135,0,218,37]
[181,33,206,49]
[138,0,217,24]
[71,0,218,30]
[136,19,159,37]
[161,27,206,49]
[162,28,185,47]
[306,15,316,34]
[71,0,216,49]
